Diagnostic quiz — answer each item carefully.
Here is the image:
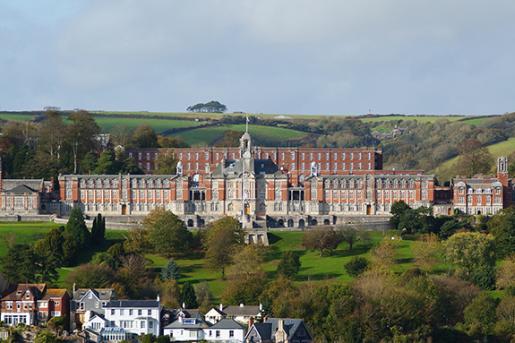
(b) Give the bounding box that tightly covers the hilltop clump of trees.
[187,101,227,113]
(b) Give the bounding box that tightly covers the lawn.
[432,137,515,181]
[176,124,308,146]
[146,231,422,301]
[0,112,36,122]
[0,222,60,257]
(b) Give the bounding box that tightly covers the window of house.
[216,330,220,337]
[148,309,152,315]
[138,309,142,316]
[111,309,115,315]
[229,330,234,337]
[149,321,153,328]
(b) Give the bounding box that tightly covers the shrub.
[344,257,369,276]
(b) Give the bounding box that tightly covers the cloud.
[1,0,515,114]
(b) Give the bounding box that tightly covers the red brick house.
[0,283,70,327]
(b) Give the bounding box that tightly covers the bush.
[344,257,369,276]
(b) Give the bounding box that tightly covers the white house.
[163,315,209,341]
[205,304,263,325]
[103,299,161,337]
[83,313,109,332]
[203,318,245,342]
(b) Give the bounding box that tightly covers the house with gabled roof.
[203,318,245,342]
[71,287,116,330]
[0,283,69,328]
[205,303,263,325]
[163,314,209,342]
[245,318,312,343]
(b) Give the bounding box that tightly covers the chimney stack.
[219,303,223,311]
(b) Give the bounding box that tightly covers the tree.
[339,227,358,250]
[66,110,100,174]
[432,275,479,326]
[214,130,242,147]
[35,330,61,343]
[370,238,396,270]
[131,125,158,148]
[156,279,181,308]
[195,282,213,313]
[412,234,441,272]
[462,293,498,338]
[390,201,411,229]
[143,208,192,257]
[222,245,266,304]
[444,232,496,289]
[158,135,188,148]
[33,241,60,283]
[205,217,245,278]
[47,316,65,335]
[276,251,301,278]
[94,150,117,174]
[302,228,342,256]
[454,139,494,177]
[1,244,36,284]
[91,213,106,245]
[186,101,227,113]
[154,151,177,174]
[80,152,97,174]
[496,255,515,294]
[37,110,66,162]
[180,282,198,308]
[63,207,90,264]
[65,263,115,289]
[161,258,180,281]
[344,257,369,277]
[487,207,515,259]
[494,296,515,339]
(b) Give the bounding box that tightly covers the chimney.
[156,294,160,302]
[278,319,284,332]
[239,303,244,308]
[248,317,254,328]
[182,302,186,309]
[219,303,223,311]
[259,303,263,312]
[73,283,76,294]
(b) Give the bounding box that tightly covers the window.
[129,309,133,316]
[138,309,142,316]
[149,321,153,328]
[216,330,220,337]
[148,309,152,315]
[141,321,145,328]
[229,330,234,337]
[111,309,115,315]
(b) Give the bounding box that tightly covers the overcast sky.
[1,0,515,115]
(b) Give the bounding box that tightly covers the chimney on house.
[182,302,186,309]
[278,319,284,332]
[259,303,263,312]
[239,303,244,308]
[248,317,254,328]
[219,303,223,311]
[73,283,76,294]
[156,294,160,302]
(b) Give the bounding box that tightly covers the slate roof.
[2,284,46,301]
[249,318,307,341]
[105,300,159,308]
[212,158,283,178]
[73,288,115,301]
[209,318,244,330]
[6,184,37,194]
[164,317,209,330]
[2,179,44,192]
[222,305,262,317]
[42,288,67,300]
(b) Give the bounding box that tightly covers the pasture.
[359,115,466,123]
[176,124,308,146]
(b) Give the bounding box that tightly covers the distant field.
[360,115,466,123]
[458,116,498,127]
[0,222,59,257]
[0,113,35,122]
[176,124,308,146]
[432,137,515,181]
[94,117,203,133]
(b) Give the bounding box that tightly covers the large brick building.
[57,129,437,228]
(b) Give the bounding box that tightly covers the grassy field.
[0,222,59,256]
[94,117,203,133]
[433,137,515,181]
[146,230,424,300]
[176,124,308,146]
[360,115,466,123]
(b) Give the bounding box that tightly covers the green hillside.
[433,137,515,181]
[360,115,466,123]
[176,124,308,146]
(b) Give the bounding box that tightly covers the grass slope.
[360,115,466,123]
[433,137,515,181]
[176,124,308,146]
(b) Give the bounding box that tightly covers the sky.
[1,0,515,115]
